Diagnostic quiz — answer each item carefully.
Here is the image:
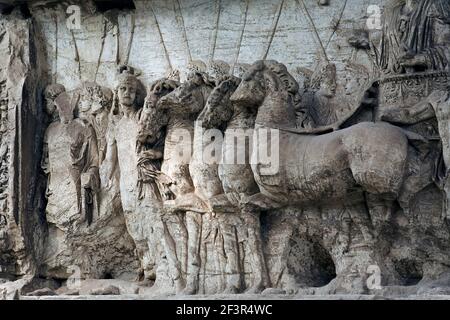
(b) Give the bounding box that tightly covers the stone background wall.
[2,0,450,298]
[32,0,384,91]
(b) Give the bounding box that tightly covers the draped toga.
[379,0,450,74]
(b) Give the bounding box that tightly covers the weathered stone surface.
[0,0,449,300]
[26,287,57,296]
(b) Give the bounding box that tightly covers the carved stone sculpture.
[43,91,99,228]
[102,67,163,281]
[151,70,215,294]
[2,0,450,300]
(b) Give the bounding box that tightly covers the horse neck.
[255,90,297,129]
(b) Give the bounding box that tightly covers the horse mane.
[148,77,180,96]
[247,60,300,96]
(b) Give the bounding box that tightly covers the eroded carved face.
[79,84,112,117]
[319,77,337,98]
[117,82,137,107]
[54,92,74,124]
[44,84,65,118]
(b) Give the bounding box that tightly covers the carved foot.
[245,282,266,294]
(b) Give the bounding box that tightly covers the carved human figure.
[367,0,450,125]
[77,82,113,164]
[372,0,450,218]
[135,77,181,288]
[427,90,450,220]
[103,67,163,280]
[42,90,99,229]
[43,83,66,123]
[305,62,339,126]
[228,61,437,291]
[379,0,450,74]
[41,84,67,196]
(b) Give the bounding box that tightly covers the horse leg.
[218,212,242,294]
[397,144,436,217]
[443,174,450,221]
[182,211,202,295]
[160,213,185,293]
[241,204,271,293]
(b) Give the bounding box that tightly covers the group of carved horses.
[135,60,438,294]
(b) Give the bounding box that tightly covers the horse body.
[227,60,412,212]
[252,122,408,206]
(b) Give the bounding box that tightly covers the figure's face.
[78,98,91,115]
[118,83,137,107]
[320,77,337,97]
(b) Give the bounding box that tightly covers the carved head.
[187,60,207,74]
[78,82,113,117]
[230,60,299,108]
[44,83,66,118]
[54,92,75,124]
[117,73,137,107]
[157,72,214,115]
[114,66,145,113]
[344,65,370,97]
[166,69,181,82]
[311,62,337,98]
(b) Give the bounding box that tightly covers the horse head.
[197,75,241,130]
[230,60,299,127]
[137,78,179,144]
[157,71,215,116]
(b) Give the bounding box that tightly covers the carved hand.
[139,149,163,160]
